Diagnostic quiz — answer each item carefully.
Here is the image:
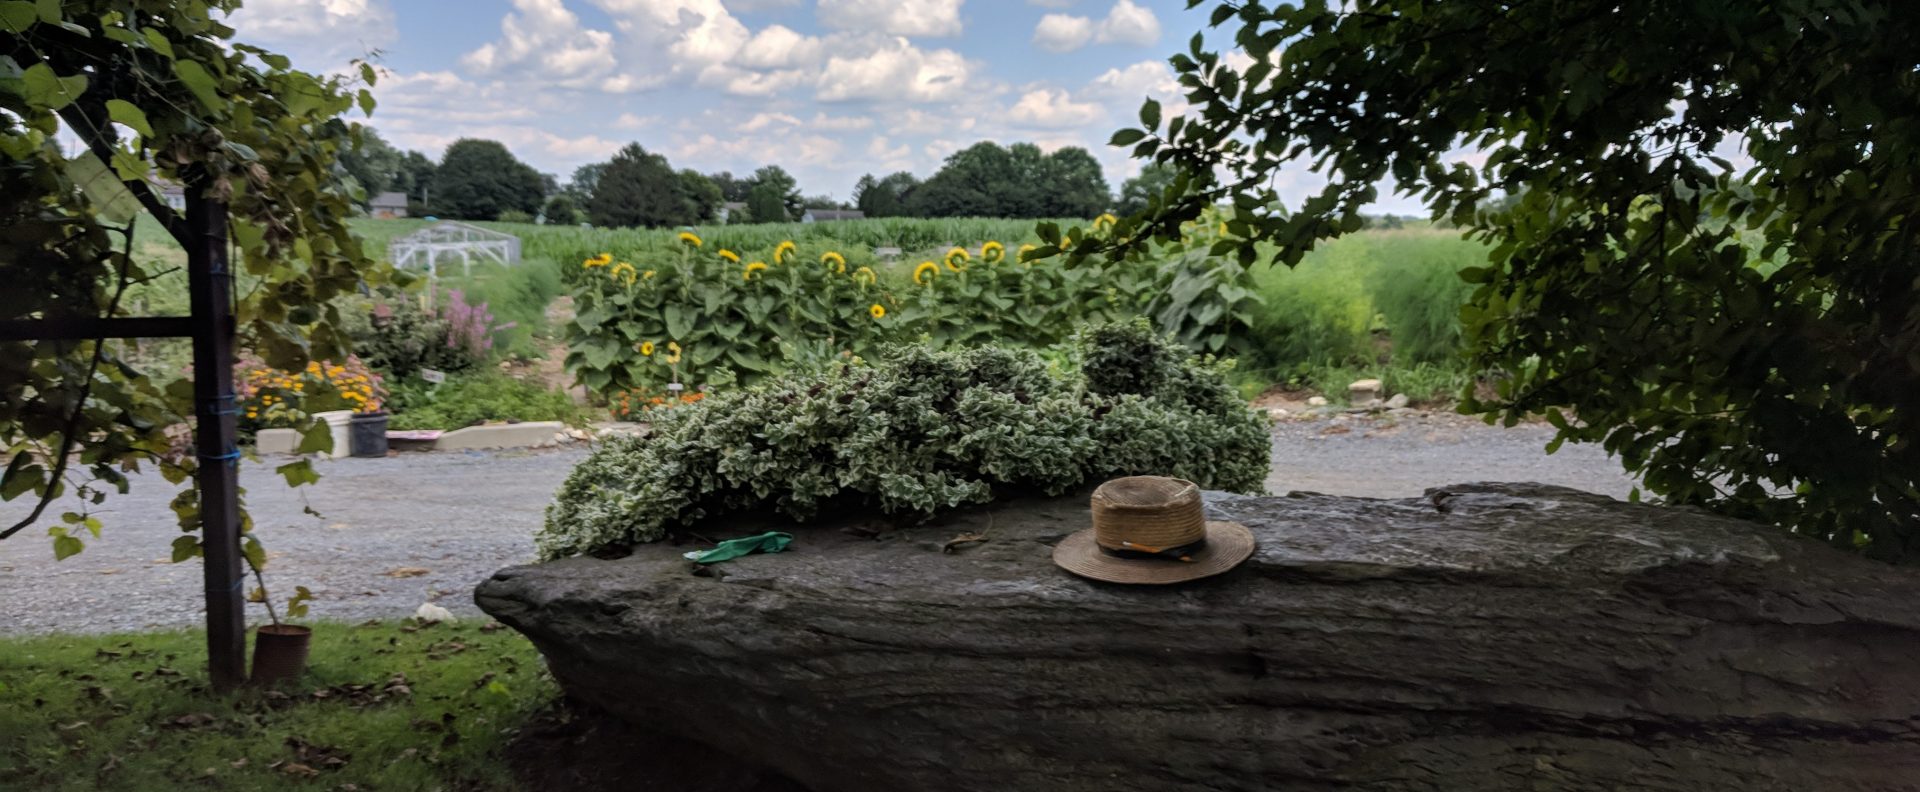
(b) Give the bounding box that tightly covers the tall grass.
[1238,226,1492,401]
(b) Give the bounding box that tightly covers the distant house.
[716,201,749,223]
[370,192,410,219]
[801,208,865,223]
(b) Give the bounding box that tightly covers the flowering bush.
[538,320,1269,560]
[610,387,707,421]
[237,357,386,434]
[346,289,515,381]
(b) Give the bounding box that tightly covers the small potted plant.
[247,564,315,685]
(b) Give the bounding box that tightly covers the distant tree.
[854,171,920,217]
[1037,146,1111,217]
[543,193,581,225]
[589,144,701,228]
[745,182,789,225]
[396,150,438,206]
[337,127,402,206]
[1115,162,1182,216]
[801,193,851,211]
[707,170,751,202]
[905,142,1008,217]
[748,165,803,221]
[431,138,544,220]
[679,170,723,223]
[567,162,607,203]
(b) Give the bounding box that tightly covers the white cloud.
[1094,0,1159,46]
[1032,14,1094,53]
[1028,0,1158,54]
[817,37,974,102]
[817,0,964,38]
[735,24,824,70]
[224,0,398,68]
[723,0,800,9]
[461,0,617,89]
[891,108,977,136]
[1008,88,1102,129]
[1086,60,1178,99]
[866,136,914,170]
[1027,0,1076,7]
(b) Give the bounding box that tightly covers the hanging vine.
[1,1,396,587]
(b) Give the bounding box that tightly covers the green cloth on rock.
[682,531,794,564]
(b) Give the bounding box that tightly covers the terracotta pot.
[250,624,312,685]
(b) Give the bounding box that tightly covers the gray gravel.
[1,414,1637,635]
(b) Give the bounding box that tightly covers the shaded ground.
[1,414,1637,635]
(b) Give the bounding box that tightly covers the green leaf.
[296,420,334,454]
[276,459,320,487]
[0,2,35,32]
[20,63,87,111]
[1108,128,1148,147]
[66,153,140,224]
[1139,99,1161,131]
[171,60,220,112]
[242,535,267,570]
[104,99,152,137]
[53,534,83,560]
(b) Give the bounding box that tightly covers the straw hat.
[1052,476,1256,585]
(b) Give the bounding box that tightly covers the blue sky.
[222,0,1403,209]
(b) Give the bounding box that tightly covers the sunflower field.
[562,215,1262,394]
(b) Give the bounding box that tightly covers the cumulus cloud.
[817,36,974,102]
[817,0,965,38]
[1008,88,1103,129]
[866,136,914,170]
[1095,0,1159,46]
[1032,14,1094,53]
[461,0,617,89]
[224,0,398,67]
[1029,0,1158,54]
[734,24,824,70]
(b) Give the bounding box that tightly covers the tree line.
[341,131,1179,228]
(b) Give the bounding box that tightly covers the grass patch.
[0,620,556,791]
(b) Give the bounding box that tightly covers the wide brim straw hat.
[1052,476,1256,585]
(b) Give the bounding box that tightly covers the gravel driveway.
[1,413,1637,635]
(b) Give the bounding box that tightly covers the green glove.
[682,531,794,564]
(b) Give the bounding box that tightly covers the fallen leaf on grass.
[164,712,218,729]
[278,762,321,778]
[478,621,504,632]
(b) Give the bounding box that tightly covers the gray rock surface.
[476,483,1920,792]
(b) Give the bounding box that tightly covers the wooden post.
[185,174,247,691]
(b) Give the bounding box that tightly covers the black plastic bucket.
[350,411,389,457]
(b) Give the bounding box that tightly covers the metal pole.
[185,173,247,691]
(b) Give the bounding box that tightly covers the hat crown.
[1090,476,1206,552]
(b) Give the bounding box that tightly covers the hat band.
[1098,537,1208,563]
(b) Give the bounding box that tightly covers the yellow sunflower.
[913,261,940,284]
[981,240,1005,264]
[610,261,638,286]
[773,240,797,264]
[678,231,703,248]
[820,251,847,273]
[718,249,741,263]
[583,252,612,268]
[1093,213,1118,230]
[869,303,886,319]
[643,269,656,279]
[666,341,682,364]
[944,246,970,272]
[639,341,656,356]
[742,261,768,280]
[851,266,877,285]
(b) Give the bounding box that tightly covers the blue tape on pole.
[202,392,240,417]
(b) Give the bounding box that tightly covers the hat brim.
[1052,520,1256,585]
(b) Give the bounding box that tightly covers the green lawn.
[0,621,556,791]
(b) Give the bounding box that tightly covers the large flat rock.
[475,483,1920,791]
